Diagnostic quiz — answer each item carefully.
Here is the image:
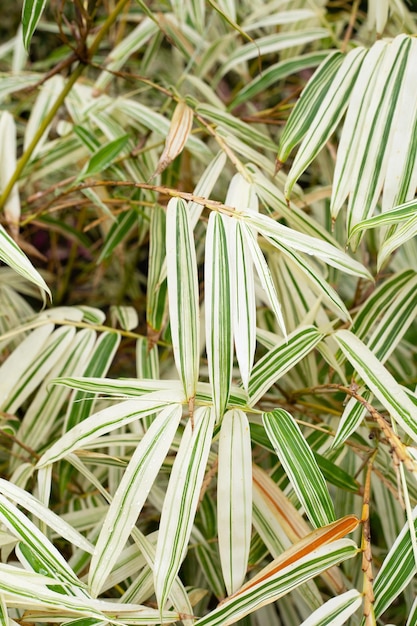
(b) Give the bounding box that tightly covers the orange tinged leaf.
[229,514,359,598]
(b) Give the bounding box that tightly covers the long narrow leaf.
[88,403,182,598]
[217,409,252,595]
[154,406,215,609]
[194,538,358,626]
[335,330,417,443]
[263,409,335,528]
[166,198,200,401]
[205,212,233,420]
[248,326,323,406]
[36,389,185,467]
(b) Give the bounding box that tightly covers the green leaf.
[217,409,252,595]
[205,212,233,420]
[263,409,336,528]
[75,135,129,183]
[166,198,200,401]
[230,51,328,110]
[22,0,48,50]
[97,208,139,263]
[154,406,215,609]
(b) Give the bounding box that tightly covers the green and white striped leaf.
[97,208,139,263]
[110,305,138,331]
[205,212,233,420]
[4,326,76,414]
[248,326,323,406]
[36,389,185,468]
[373,506,417,618]
[189,151,227,230]
[0,225,50,299]
[194,539,358,626]
[220,29,330,78]
[0,323,53,408]
[335,330,417,443]
[229,219,256,390]
[239,220,286,337]
[197,104,276,152]
[239,209,372,280]
[299,589,362,626]
[217,409,252,595]
[21,0,47,49]
[0,494,84,588]
[64,332,120,433]
[378,214,417,271]
[89,403,182,598]
[14,328,96,455]
[345,35,413,243]
[277,51,344,164]
[94,18,159,91]
[0,563,178,621]
[154,405,215,609]
[0,480,93,554]
[263,409,335,528]
[330,40,387,221]
[166,198,200,401]
[284,46,366,199]
[230,51,328,110]
[147,204,167,333]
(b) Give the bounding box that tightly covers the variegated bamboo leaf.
[217,409,252,595]
[299,589,362,626]
[21,0,48,49]
[277,51,344,165]
[248,326,323,406]
[335,330,417,443]
[154,405,215,609]
[284,46,366,199]
[373,506,417,618]
[205,211,233,420]
[194,537,358,626]
[263,409,335,528]
[89,404,182,597]
[166,198,200,401]
[36,389,185,468]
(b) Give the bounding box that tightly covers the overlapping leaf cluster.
[1,0,417,624]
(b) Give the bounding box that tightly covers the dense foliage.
[1,0,417,624]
